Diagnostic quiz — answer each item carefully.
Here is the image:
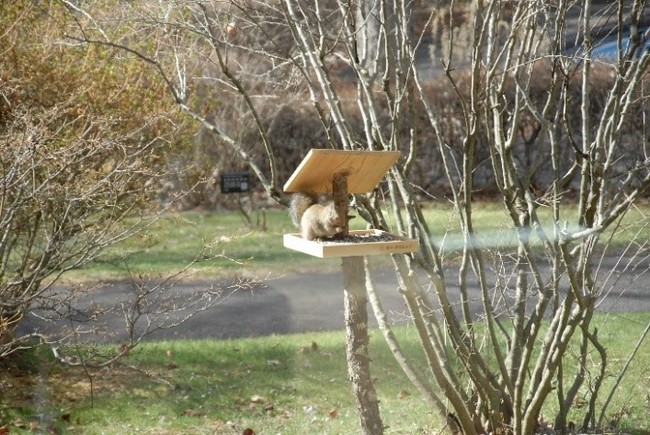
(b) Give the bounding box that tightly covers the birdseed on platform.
[318,232,402,244]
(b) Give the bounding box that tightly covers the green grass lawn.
[2,314,649,434]
[67,208,338,281]
[66,201,650,282]
[0,328,437,434]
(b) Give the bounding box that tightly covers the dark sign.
[220,172,251,194]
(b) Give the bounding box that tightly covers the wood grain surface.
[283,149,400,194]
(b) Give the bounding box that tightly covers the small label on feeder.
[221,172,250,193]
[380,243,416,252]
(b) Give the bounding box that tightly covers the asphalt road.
[18,256,650,343]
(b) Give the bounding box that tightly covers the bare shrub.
[0,1,214,361]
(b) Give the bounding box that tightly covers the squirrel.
[289,192,345,240]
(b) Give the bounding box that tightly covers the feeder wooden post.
[343,255,384,434]
[333,168,384,434]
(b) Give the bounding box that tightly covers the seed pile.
[319,232,400,244]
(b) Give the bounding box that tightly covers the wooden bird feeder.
[283,149,417,432]
[283,149,418,257]
[283,149,417,433]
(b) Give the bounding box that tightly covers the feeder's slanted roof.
[283,149,400,194]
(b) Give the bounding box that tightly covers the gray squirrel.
[289,192,345,240]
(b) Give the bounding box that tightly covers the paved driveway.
[18,257,650,343]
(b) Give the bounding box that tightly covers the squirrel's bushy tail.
[289,192,318,228]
